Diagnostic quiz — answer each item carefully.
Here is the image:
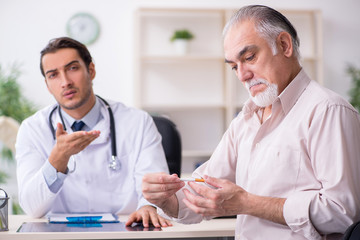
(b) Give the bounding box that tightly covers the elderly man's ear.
[277,32,294,58]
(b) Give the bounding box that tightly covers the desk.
[1,215,236,240]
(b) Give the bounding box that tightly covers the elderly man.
[142,5,360,239]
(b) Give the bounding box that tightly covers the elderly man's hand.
[183,175,286,224]
[142,172,185,218]
[182,175,245,217]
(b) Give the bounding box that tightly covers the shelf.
[140,60,225,107]
[137,9,224,57]
[183,150,213,158]
[141,55,224,62]
[143,104,227,111]
[138,8,224,18]
[302,56,320,61]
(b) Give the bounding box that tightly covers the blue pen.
[66,216,103,223]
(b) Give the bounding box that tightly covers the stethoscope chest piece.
[109,156,121,171]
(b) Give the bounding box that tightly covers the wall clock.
[66,13,100,45]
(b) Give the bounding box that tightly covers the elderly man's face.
[224,20,290,107]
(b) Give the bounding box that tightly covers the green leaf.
[347,64,360,112]
[0,63,37,123]
[12,201,24,215]
[1,147,13,162]
[170,29,194,42]
[0,171,9,184]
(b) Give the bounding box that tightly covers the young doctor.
[16,37,172,228]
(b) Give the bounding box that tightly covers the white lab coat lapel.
[90,100,111,145]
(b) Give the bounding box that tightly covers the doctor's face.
[42,48,95,112]
[224,20,290,107]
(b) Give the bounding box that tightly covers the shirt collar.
[277,68,311,115]
[242,68,311,116]
[60,97,102,130]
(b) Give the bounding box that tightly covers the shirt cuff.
[284,191,322,240]
[42,160,67,193]
[157,185,207,224]
[137,197,157,210]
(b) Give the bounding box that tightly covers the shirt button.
[256,143,260,148]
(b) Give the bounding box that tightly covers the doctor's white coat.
[15,99,169,217]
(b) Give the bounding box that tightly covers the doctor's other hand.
[142,172,185,218]
[125,205,172,228]
[49,122,100,173]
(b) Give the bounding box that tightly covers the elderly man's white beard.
[245,79,278,107]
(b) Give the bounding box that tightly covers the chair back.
[343,221,360,240]
[152,115,182,177]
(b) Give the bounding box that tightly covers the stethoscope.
[48,95,120,172]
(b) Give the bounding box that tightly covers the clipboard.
[48,213,119,224]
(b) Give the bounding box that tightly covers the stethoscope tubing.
[48,95,117,160]
[96,95,117,161]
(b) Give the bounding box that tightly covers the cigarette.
[180,178,205,182]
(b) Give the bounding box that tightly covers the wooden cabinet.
[134,8,322,174]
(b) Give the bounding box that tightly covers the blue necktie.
[72,121,85,131]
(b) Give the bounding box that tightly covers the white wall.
[0,0,360,108]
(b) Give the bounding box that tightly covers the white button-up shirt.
[171,69,360,240]
[16,98,169,217]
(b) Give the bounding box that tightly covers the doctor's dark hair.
[223,5,300,60]
[40,37,93,77]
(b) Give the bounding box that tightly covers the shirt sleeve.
[166,120,238,223]
[284,103,360,235]
[133,113,170,210]
[42,160,67,193]
[157,187,207,224]
[16,118,59,218]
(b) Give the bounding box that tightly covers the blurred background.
[1,0,359,214]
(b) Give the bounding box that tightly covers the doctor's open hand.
[48,122,100,173]
[142,172,185,218]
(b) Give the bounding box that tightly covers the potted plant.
[347,64,360,112]
[0,63,37,214]
[170,29,194,55]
